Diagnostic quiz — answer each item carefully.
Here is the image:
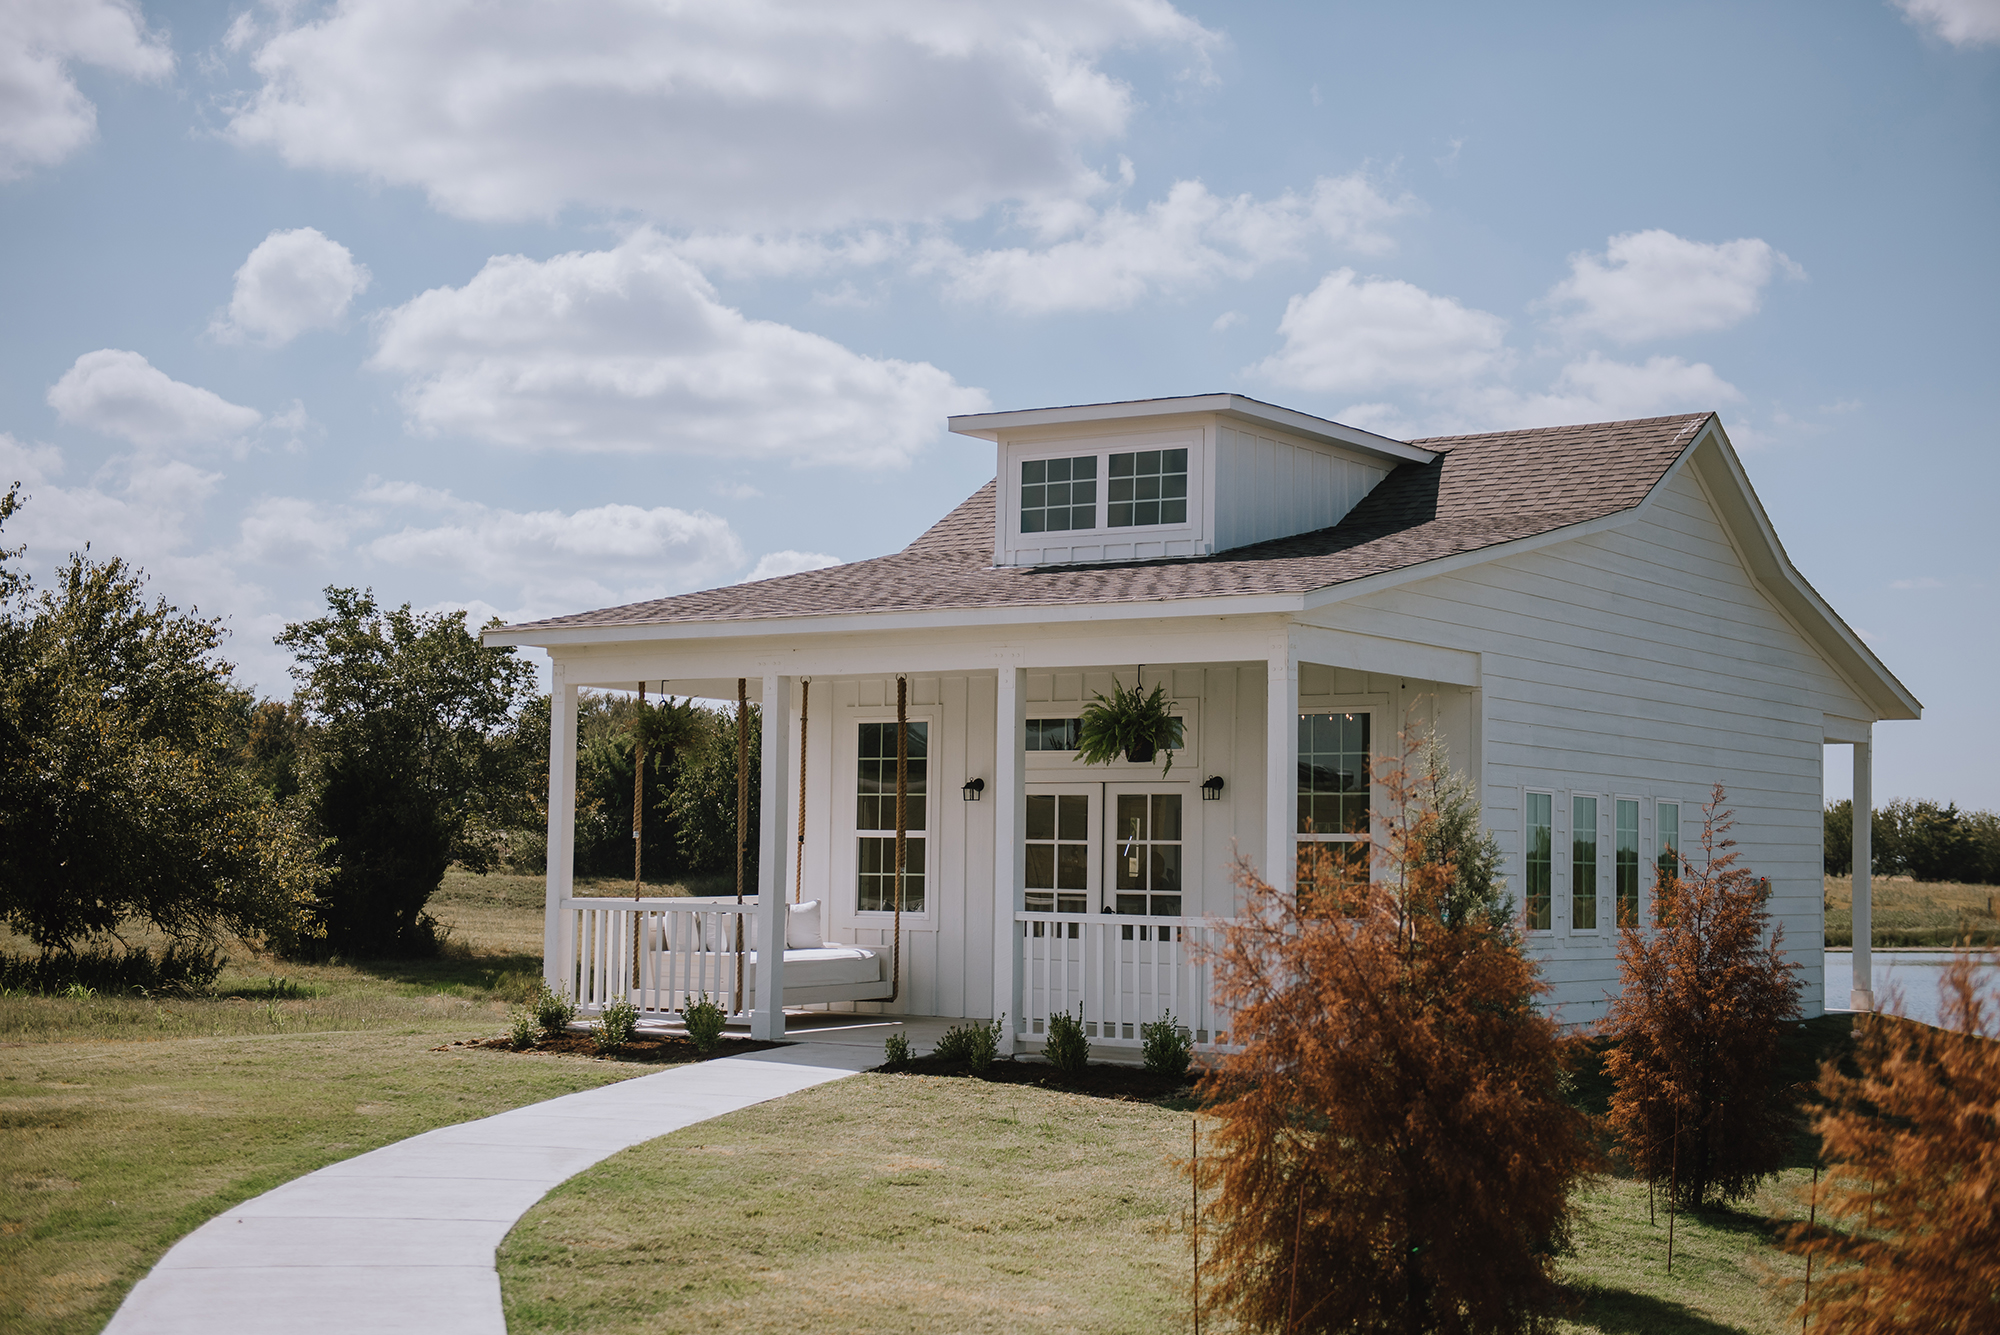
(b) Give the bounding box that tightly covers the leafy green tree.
[0,531,319,958]
[279,588,534,956]
[1409,728,1510,932]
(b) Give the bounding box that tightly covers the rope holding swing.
[890,675,907,1004]
[794,679,809,902]
[735,677,749,1006]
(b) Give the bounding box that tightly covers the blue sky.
[1,0,1994,807]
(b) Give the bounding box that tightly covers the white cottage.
[485,394,1918,1049]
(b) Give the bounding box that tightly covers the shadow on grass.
[340,950,545,1001]
[1565,1287,1755,1335]
[1568,1012,1857,1171]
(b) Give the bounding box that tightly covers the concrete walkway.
[105,1042,878,1335]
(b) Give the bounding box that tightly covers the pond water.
[1823,948,2000,1029]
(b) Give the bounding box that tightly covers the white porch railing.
[564,896,757,1017]
[1016,911,1237,1049]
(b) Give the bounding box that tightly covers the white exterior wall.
[1301,466,1869,1022]
[1212,425,1388,554]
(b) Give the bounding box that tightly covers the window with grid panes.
[1113,793,1182,916]
[856,721,925,912]
[1297,712,1370,840]
[1025,718,1082,751]
[1525,792,1553,931]
[1657,801,1681,891]
[1107,448,1188,527]
[1616,799,1640,926]
[1573,795,1598,930]
[1025,794,1089,916]
[1019,456,1098,533]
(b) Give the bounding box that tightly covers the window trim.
[1524,788,1555,934]
[1104,780,1203,920]
[836,707,942,926]
[1571,793,1604,935]
[1104,445,1192,532]
[1296,698,1383,849]
[1022,699,1201,775]
[1614,794,1642,929]
[1016,452,1101,536]
[1000,430,1204,549]
[1655,798,1686,901]
[1023,782,1100,917]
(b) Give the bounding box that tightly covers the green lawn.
[497,1072,1819,1335]
[0,868,658,1334]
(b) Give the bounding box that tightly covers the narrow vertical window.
[1616,799,1640,926]
[1106,447,1188,527]
[1113,793,1182,916]
[1526,792,1553,931]
[1572,795,1598,931]
[857,721,926,912]
[1025,793,1090,916]
[1019,456,1098,533]
[1657,801,1680,889]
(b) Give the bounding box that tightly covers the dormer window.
[1020,456,1098,533]
[1108,448,1188,528]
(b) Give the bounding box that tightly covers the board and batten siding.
[1212,425,1388,555]
[1301,465,1869,1021]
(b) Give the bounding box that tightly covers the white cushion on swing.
[738,945,882,989]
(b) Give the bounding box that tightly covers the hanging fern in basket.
[1076,679,1183,775]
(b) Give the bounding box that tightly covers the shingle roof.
[502,413,1711,635]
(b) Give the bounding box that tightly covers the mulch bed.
[442,1033,786,1064]
[876,1054,1199,1104]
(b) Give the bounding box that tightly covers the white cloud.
[1889,575,1947,590]
[237,494,354,567]
[225,0,1214,228]
[47,350,262,449]
[213,227,371,345]
[0,0,174,180]
[1893,0,2000,47]
[368,230,988,465]
[1251,268,1510,394]
[356,481,747,615]
[931,175,1409,315]
[746,550,841,582]
[1544,230,1802,344]
[668,230,907,282]
[1457,352,1743,431]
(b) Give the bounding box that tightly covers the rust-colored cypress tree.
[1192,738,1597,1334]
[1779,951,2000,1331]
[1602,784,1803,1206]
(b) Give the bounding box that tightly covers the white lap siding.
[1303,467,1869,1022]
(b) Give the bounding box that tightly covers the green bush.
[934,1015,1002,1071]
[682,994,727,1054]
[533,983,576,1037]
[1044,1008,1090,1073]
[883,1032,912,1068]
[0,943,223,997]
[508,1007,539,1050]
[1141,1012,1192,1080]
[593,998,640,1053]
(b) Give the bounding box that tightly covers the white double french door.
[1023,783,1193,918]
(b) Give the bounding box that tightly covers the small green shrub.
[1141,1012,1192,1080]
[883,1032,913,1068]
[534,983,577,1037]
[592,998,640,1053]
[682,994,727,1054]
[934,1015,1003,1071]
[507,1007,539,1050]
[1044,1008,1090,1073]
[62,982,96,1001]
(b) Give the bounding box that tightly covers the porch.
[532,619,1482,1052]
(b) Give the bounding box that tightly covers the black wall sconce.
[1201,775,1225,801]
[962,777,986,802]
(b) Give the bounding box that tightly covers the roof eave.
[948,393,1436,468]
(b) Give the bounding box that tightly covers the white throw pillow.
[787,900,825,950]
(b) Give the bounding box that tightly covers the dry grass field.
[1822,874,1999,947]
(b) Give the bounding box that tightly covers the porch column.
[992,664,1026,1055]
[1266,634,1299,891]
[544,662,578,996]
[1852,730,1873,1013]
[752,672,793,1040]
